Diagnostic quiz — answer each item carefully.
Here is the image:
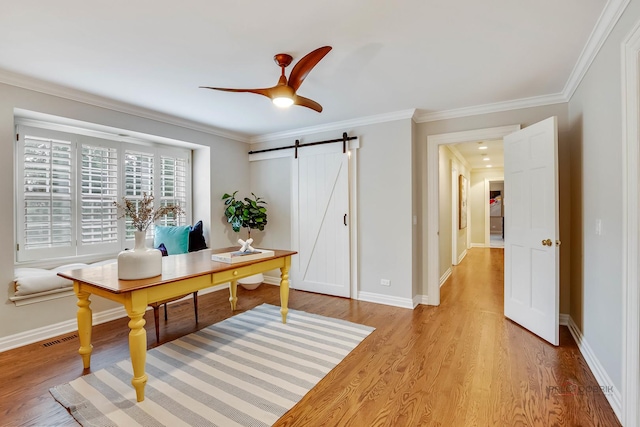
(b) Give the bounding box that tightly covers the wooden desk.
[58,248,296,402]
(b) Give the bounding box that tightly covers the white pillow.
[14,263,88,296]
[14,260,116,296]
[14,272,74,296]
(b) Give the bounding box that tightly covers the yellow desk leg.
[280,256,291,324]
[75,284,93,369]
[229,280,238,311]
[125,292,148,402]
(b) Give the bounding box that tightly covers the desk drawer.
[211,258,285,285]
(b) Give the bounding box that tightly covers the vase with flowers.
[114,192,184,280]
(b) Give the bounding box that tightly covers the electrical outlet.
[381,279,390,286]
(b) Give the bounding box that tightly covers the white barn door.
[291,144,351,297]
[504,116,559,345]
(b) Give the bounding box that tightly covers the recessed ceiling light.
[483,157,490,161]
[478,146,488,150]
[486,165,492,168]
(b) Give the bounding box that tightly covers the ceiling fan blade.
[288,46,332,91]
[294,95,323,113]
[200,86,274,99]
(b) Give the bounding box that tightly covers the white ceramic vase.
[117,230,162,280]
[238,273,264,290]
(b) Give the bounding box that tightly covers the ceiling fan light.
[273,96,294,108]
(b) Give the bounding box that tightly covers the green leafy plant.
[222,191,268,238]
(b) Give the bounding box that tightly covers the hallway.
[435,247,619,426]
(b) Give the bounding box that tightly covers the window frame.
[15,123,192,263]
[16,126,78,262]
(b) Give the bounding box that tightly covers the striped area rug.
[50,303,374,427]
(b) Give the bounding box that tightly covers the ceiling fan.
[200,46,332,113]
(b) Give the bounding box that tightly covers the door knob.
[542,239,552,247]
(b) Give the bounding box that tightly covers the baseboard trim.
[262,275,281,286]
[457,249,468,264]
[414,294,430,306]
[470,243,486,248]
[559,313,570,326]
[440,268,452,288]
[0,284,229,353]
[565,315,622,421]
[357,291,414,309]
[0,306,127,353]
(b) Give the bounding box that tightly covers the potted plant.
[222,191,267,239]
[222,191,268,289]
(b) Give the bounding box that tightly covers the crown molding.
[1,0,625,140]
[414,0,629,123]
[250,109,416,143]
[562,0,631,100]
[413,93,566,123]
[0,69,250,143]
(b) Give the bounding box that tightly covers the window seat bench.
[10,259,117,306]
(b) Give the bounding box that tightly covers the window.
[79,142,119,255]
[16,125,191,262]
[124,149,155,240]
[158,154,188,227]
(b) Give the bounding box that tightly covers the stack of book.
[211,249,275,264]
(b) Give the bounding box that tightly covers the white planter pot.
[117,231,162,280]
[238,273,264,290]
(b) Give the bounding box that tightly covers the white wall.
[249,119,414,301]
[567,0,640,393]
[412,120,420,298]
[438,146,470,275]
[247,156,292,279]
[248,157,291,249]
[438,146,453,276]
[0,82,250,340]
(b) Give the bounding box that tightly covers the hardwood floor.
[0,248,620,426]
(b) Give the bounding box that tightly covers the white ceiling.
[0,0,607,140]
[453,139,504,170]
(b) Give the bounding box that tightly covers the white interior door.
[504,116,559,345]
[291,144,350,297]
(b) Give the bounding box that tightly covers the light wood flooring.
[0,248,620,426]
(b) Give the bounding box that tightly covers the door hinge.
[16,133,19,141]
[16,243,19,251]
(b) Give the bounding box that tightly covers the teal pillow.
[154,225,190,255]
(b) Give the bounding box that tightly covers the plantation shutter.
[17,127,75,261]
[159,154,188,227]
[15,122,193,263]
[124,149,154,240]
[77,141,120,255]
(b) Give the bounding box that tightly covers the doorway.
[426,118,561,346]
[424,125,520,306]
[488,180,505,248]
